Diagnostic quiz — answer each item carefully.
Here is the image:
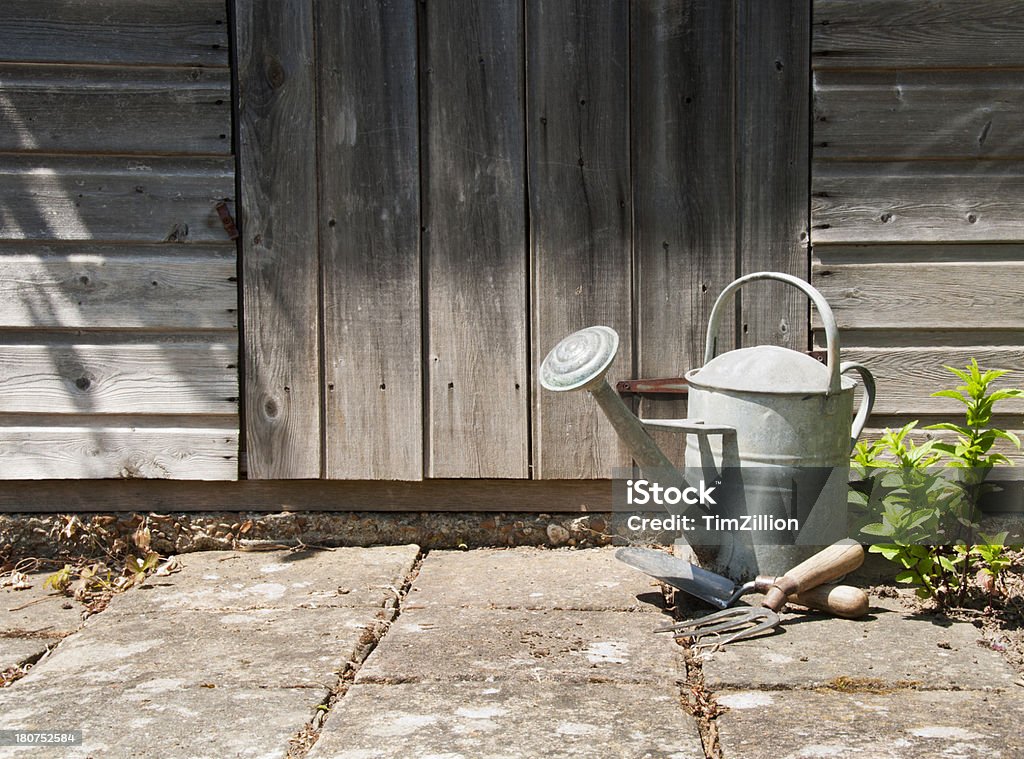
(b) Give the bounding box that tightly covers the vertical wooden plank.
[736,0,811,350]
[236,0,321,478]
[318,1,422,480]
[528,0,632,479]
[423,0,528,478]
[633,0,736,440]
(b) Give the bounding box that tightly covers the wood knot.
[265,56,286,89]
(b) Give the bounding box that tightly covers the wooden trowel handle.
[762,540,864,612]
[788,584,869,619]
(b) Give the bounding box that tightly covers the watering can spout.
[539,325,723,566]
[539,326,681,482]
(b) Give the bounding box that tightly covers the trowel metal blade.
[615,546,735,610]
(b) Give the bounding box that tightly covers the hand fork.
[655,540,865,649]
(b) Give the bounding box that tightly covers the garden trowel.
[616,544,868,619]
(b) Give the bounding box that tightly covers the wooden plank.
[737,0,810,351]
[0,245,236,329]
[814,243,1024,265]
[812,162,1024,243]
[527,0,632,479]
[814,70,1024,161]
[0,64,232,155]
[813,0,1024,70]
[0,155,235,242]
[236,0,320,478]
[861,422,1024,467]
[423,0,528,478]
[632,0,736,452]
[317,0,421,481]
[0,418,237,480]
[0,479,616,513]
[0,0,229,67]
[835,347,1024,416]
[0,338,237,415]
[811,261,1024,329]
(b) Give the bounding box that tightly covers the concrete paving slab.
[1,574,87,637]
[715,687,1024,759]
[408,547,668,612]
[15,605,389,690]
[699,596,1017,691]
[0,637,59,671]
[0,547,424,758]
[357,606,681,685]
[0,678,322,759]
[105,546,420,614]
[307,681,703,759]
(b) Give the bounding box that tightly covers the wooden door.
[237,0,811,481]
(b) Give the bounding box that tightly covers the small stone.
[546,524,570,545]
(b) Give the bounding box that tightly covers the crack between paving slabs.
[286,548,427,758]
[662,582,932,759]
[0,643,61,688]
[662,586,726,759]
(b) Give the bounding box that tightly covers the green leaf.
[978,531,1008,547]
[923,421,968,434]
[894,570,918,584]
[994,429,1021,448]
[860,522,892,537]
[944,366,971,384]
[870,544,904,561]
[990,389,1024,401]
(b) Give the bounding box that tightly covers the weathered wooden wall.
[811,0,1024,458]
[0,0,239,479]
[11,0,1021,488]
[237,0,809,481]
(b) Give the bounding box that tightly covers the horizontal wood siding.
[0,245,237,329]
[812,1,1024,457]
[814,71,1024,161]
[0,340,237,414]
[0,0,229,67]
[813,0,1024,70]
[0,421,237,480]
[0,1,238,479]
[0,64,231,155]
[812,162,1024,244]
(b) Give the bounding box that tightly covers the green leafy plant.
[972,531,1015,596]
[926,359,1023,480]
[854,360,1022,608]
[854,423,966,602]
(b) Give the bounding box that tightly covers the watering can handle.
[840,361,875,449]
[704,272,842,395]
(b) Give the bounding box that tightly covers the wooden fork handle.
[762,540,864,612]
[787,583,869,619]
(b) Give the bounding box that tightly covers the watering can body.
[540,272,876,581]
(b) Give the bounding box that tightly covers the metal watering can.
[540,271,876,580]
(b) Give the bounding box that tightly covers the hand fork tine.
[655,606,781,645]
